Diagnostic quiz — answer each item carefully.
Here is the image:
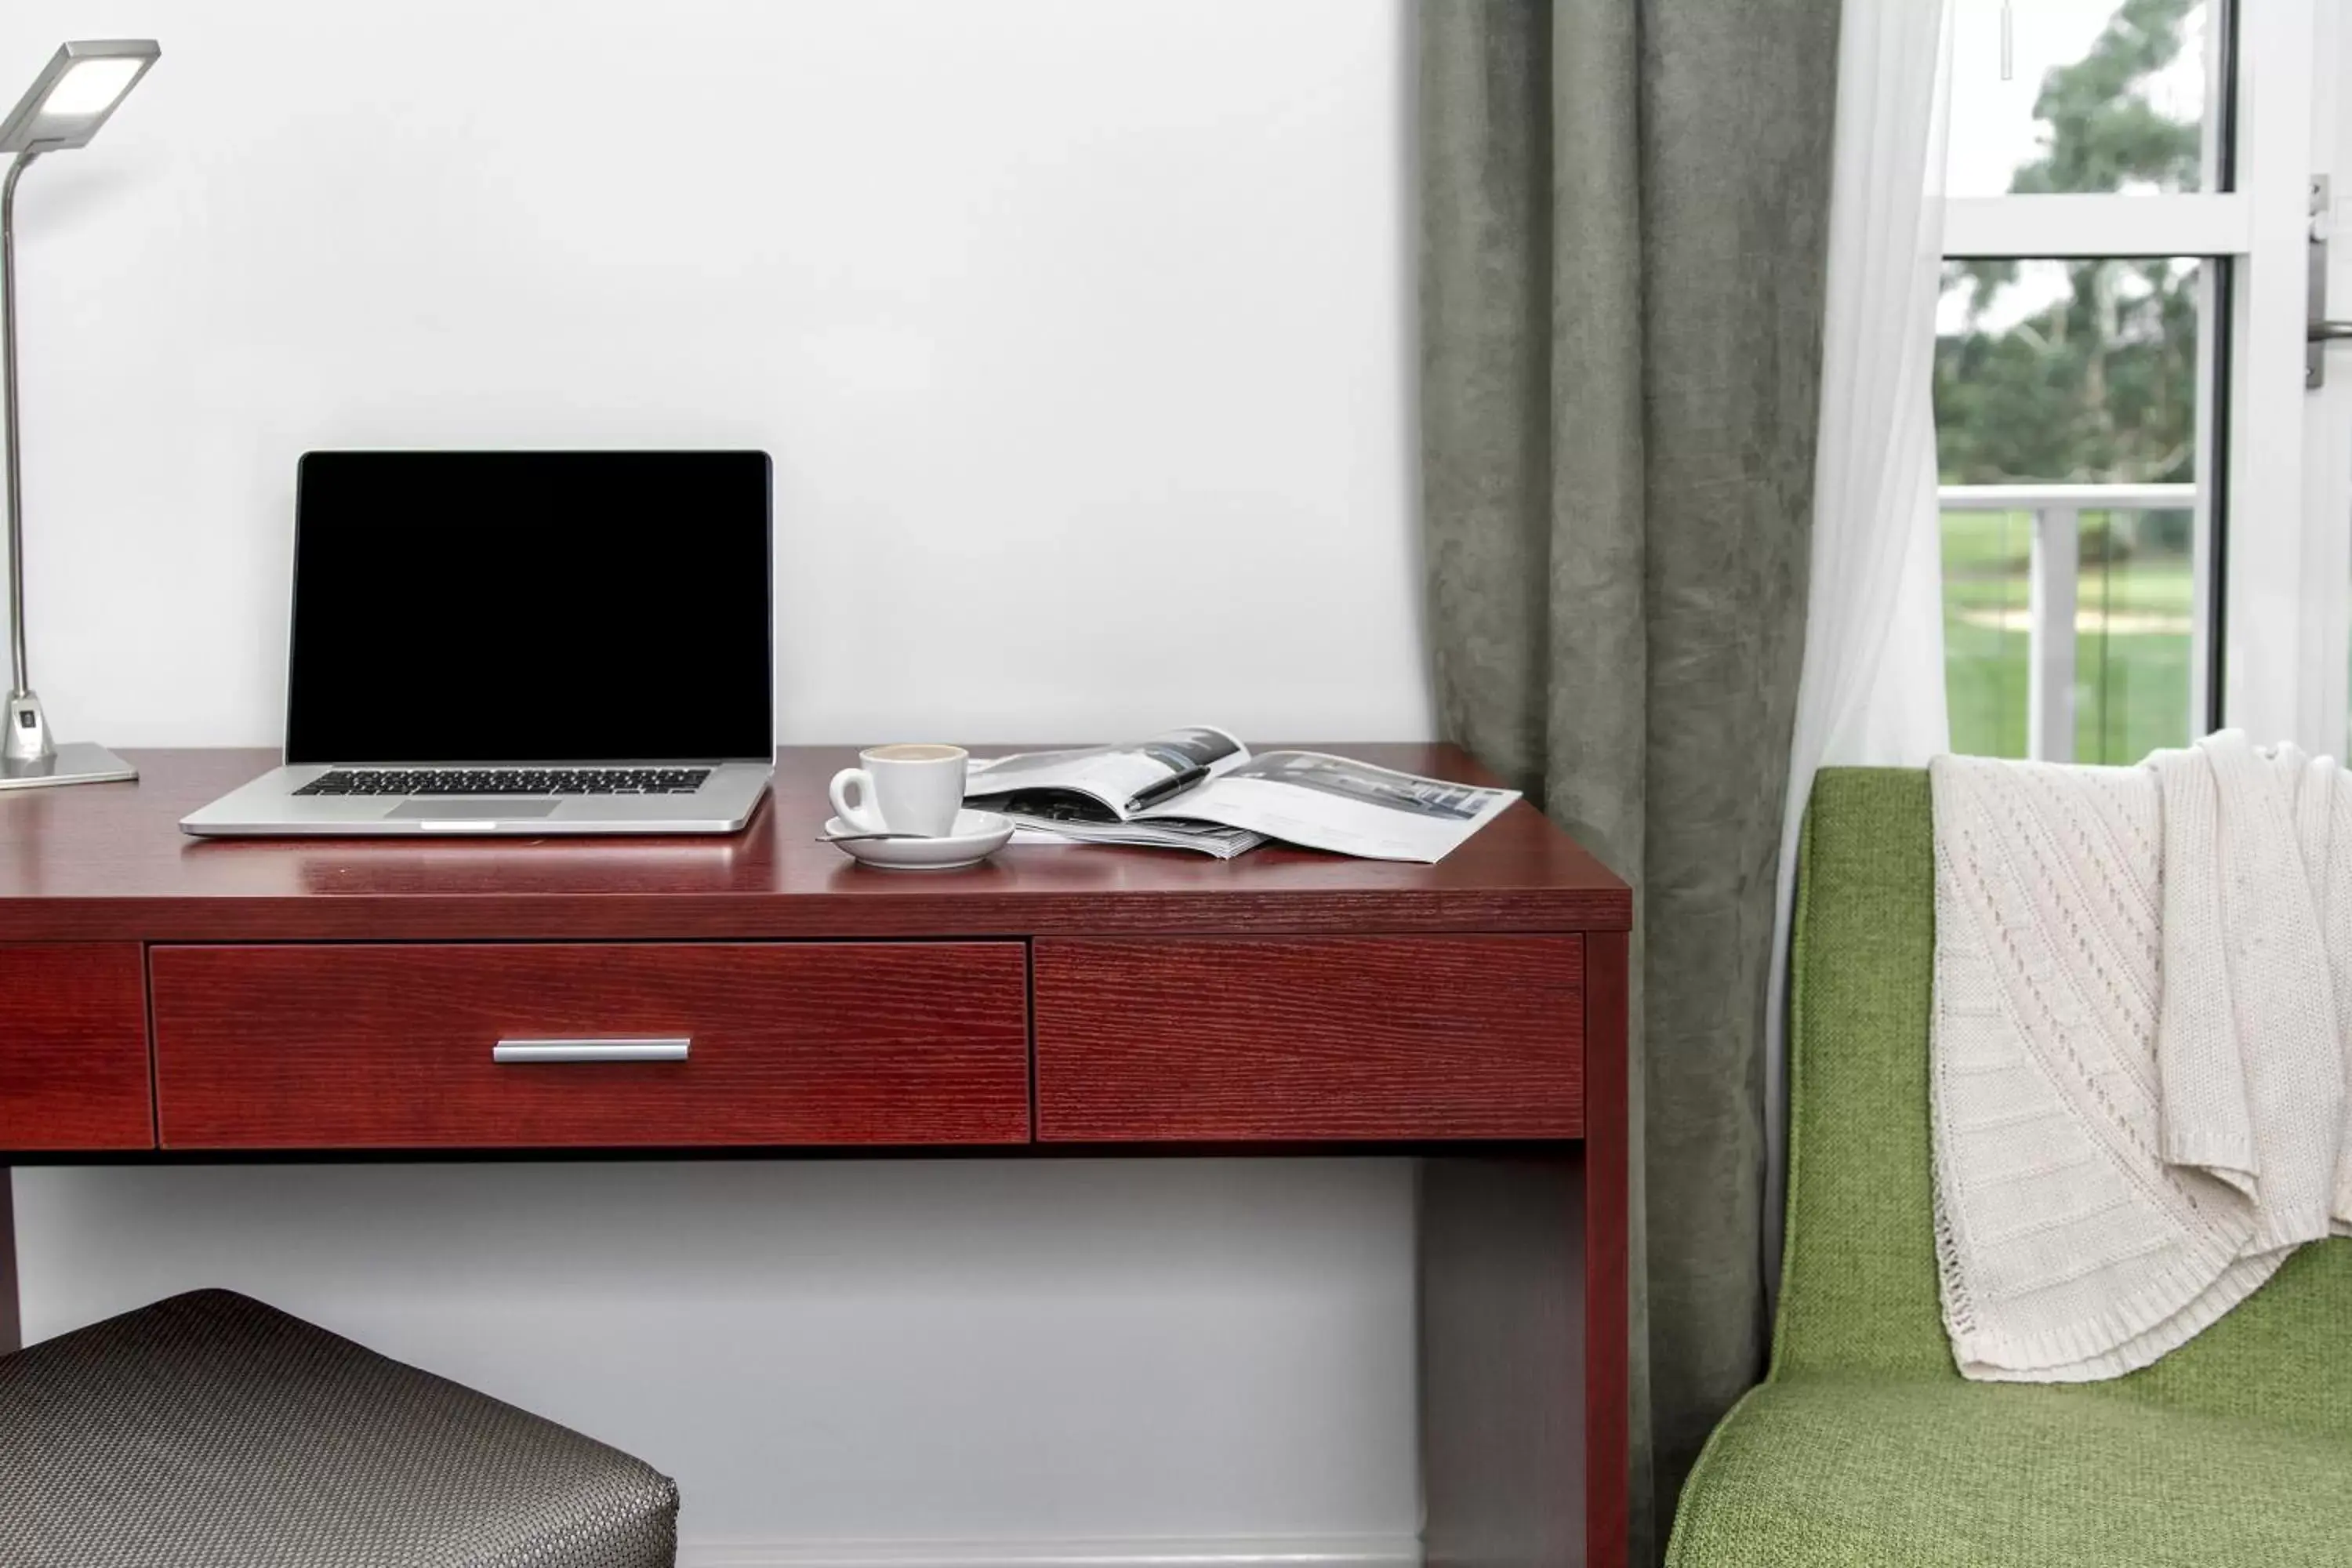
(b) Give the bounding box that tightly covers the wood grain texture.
[1421,1154,1584,1568]
[0,748,1630,943]
[151,942,1029,1149]
[1580,930,1631,1568]
[0,943,154,1152]
[1033,935,1584,1142]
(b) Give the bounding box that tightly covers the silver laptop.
[182,450,775,837]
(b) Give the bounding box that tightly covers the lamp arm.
[0,147,42,702]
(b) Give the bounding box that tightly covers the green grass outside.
[1941,510,2193,763]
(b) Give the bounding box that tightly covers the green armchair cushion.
[1665,768,2352,1567]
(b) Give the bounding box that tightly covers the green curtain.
[1417,2,1840,1560]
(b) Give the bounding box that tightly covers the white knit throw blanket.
[1929,732,2352,1381]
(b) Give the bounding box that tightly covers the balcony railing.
[1939,483,2197,763]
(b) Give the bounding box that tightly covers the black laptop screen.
[285,452,774,765]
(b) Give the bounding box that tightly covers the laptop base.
[180,760,772,837]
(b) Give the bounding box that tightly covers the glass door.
[1936,0,2333,757]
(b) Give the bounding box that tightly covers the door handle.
[2313,176,2346,387]
[492,1038,691,1064]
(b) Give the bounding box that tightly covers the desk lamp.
[0,40,158,789]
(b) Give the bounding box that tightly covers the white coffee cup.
[829,744,968,837]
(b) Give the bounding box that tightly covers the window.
[1933,1,2332,760]
[1945,0,2219,197]
[1936,2,2223,762]
[1936,256,2200,762]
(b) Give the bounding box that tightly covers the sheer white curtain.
[1764,0,1957,1281]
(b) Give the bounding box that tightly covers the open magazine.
[964,725,1520,862]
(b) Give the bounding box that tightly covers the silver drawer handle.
[492,1038,691,1064]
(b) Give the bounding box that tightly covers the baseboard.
[678,1534,1425,1568]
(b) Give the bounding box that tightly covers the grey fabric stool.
[0,1288,678,1568]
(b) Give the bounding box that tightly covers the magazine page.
[1008,817,1267,858]
[965,725,1248,821]
[1134,750,1519,862]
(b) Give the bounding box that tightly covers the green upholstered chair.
[1667,768,2352,1568]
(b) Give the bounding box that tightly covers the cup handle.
[829,768,887,833]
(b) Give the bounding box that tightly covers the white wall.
[2,0,1428,1559]
[2,0,1426,747]
[18,1160,1421,1555]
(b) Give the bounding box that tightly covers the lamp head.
[0,40,159,156]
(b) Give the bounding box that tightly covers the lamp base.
[0,741,137,790]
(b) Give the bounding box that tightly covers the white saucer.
[823,809,1014,870]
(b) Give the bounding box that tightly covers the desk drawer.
[1033,935,1584,1142]
[0,943,153,1151]
[151,942,1029,1149]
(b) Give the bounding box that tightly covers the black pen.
[1124,764,1210,815]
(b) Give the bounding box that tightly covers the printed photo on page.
[1131,750,1519,862]
[964,725,1249,819]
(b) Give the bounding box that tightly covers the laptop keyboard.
[295,767,713,797]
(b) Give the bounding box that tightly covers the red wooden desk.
[0,745,1632,1568]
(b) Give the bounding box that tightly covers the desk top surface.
[0,746,1630,942]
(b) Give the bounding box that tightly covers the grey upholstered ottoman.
[0,1288,678,1568]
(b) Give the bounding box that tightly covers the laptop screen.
[285,451,774,765]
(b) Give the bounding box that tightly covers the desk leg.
[0,1167,18,1353]
[1583,930,1631,1566]
[1421,933,1629,1568]
[1421,1155,1584,1568]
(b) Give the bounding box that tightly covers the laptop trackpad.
[387,797,562,821]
